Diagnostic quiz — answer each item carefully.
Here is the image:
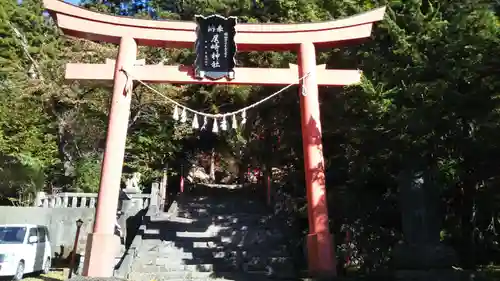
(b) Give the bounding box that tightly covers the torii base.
[82,233,121,277]
[307,231,337,277]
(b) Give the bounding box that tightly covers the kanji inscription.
[194,15,237,80]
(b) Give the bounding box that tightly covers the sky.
[65,0,80,5]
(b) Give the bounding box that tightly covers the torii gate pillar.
[82,37,137,277]
[298,42,335,276]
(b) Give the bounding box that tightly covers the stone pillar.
[150,182,160,211]
[393,170,458,281]
[298,42,336,277]
[160,167,168,211]
[118,188,133,244]
[34,192,46,207]
[82,36,137,277]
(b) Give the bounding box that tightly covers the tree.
[0,0,60,200]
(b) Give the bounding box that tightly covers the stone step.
[178,198,262,204]
[150,215,195,223]
[135,250,193,260]
[134,246,291,260]
[147,219,205,230]
[128,271,286,281]
[178,199,260,204]
[146,222,286,235]
[177,210,266,216]
[142,229,289,245]
[174,216,268,223]
[192,258,292,270]
[132,257,294,274]
[179,256,294,267]
[139,238,172,247]
[137,249,288,260]
[128,271,214,281]
[179,195,261,201]
[144,228,160,235]
[172,228,286,238]
[184,240,289,251]
[204,247,288,257]
[171,234,287,248]
[131,263,214,272]
[144,233,284,244]
[173,224,229,238]
[145,215,281,226]
[164,222,286,235]
[178,205,263,211]
[148,213,281,227]
[204,251,289,261]
[132,241,290,258]
[177,206,266,213]
[146,247,288,257]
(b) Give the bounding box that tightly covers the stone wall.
[0,181,166,267]
[0,201,148,260]
[0,207,95,259]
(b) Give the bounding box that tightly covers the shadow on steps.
[132,185,299,281]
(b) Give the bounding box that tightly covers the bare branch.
[8,22,44,82]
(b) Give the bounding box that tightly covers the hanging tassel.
[220,116,227,131]
[212,118,219,133]
[180,108,187,123]
[173,106,179,121]
[301,86,307,97]
[192,114,199,129]
[201,116,208,130]
[231,114,238,129]
[241,110,247,126]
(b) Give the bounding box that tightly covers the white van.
[0,224,52,280]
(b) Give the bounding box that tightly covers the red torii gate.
[43,0,385,277]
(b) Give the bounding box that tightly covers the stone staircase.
[126,186,298,281]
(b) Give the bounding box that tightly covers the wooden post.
[298,42,336,277]
[69,219,83,279]
[82,36,137,277]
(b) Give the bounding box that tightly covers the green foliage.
[0,0,61,202]
[74,154,102,193]
[0,153,45,205]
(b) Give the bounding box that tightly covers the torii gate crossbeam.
[43,0,385,278]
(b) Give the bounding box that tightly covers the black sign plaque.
[194,15,237,80]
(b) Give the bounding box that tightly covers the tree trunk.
[209,148,215,182]
[57,118,74,191]
[458,173,477,269]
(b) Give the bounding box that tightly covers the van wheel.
[43,257,51,274]
[12,261,24,281]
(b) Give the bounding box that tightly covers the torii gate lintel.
[66,60,362,86]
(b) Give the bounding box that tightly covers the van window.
[37,227,46,242]
[0,227,26,244]
[28,227,38,243]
